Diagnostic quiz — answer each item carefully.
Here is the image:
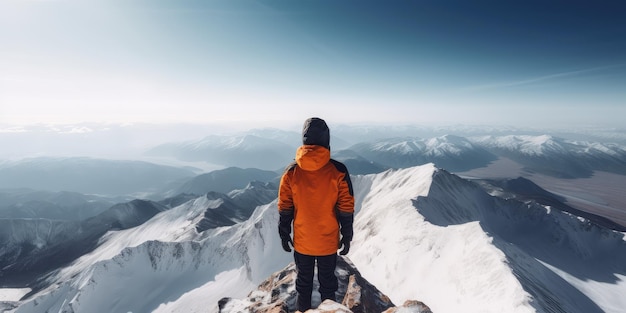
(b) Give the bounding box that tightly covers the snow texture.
[350,164,626,313]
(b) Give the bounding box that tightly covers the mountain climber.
[278,117,355,312]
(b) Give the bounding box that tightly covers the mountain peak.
[351,164,626,313]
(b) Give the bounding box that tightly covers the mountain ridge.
[350,165,626,313]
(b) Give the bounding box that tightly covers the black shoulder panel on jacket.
[283,161,297,173]
[330,159,353,196]
[329,159,348,174]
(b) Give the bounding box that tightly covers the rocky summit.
[218,255,432,313]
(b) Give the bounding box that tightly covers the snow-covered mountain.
[0,157,196,196]
[350,165,626,313]
[3,164,625,313]
[334,134,626,179]
[5,197,291,312]
[348,135,497,171]
[0,199,168,287]
[226,181,279,212]
[145,131,626,181]
[195,182,277,232]
[0,180,278,290]
[332,124,626,146]
[472,177,625,231]
[471,135,626,178]
[146,134,296,170]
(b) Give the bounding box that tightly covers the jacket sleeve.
[332,160,355,241]
[278,163,295,213]
[278,164,295,240]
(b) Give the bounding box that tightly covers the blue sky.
[1,0,625,128]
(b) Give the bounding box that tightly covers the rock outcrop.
[219,256,431,313]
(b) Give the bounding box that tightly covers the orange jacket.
[278,145,354,256]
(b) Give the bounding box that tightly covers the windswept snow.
[10,196,291,313]
[539,262,626,313]
[154,267,256,313]
[0,289,30,302]
[350,164,535,313]
[349,164,626,313]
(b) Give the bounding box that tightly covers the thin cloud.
[0,77,25,83]
[462,63,626,92]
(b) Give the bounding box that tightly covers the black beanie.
[302,117,330,149]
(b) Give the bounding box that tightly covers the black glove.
[282,237,294,252]
[337,212,353,255]
[278,210,294,253]
[339,237,350,255]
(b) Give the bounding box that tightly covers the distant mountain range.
[0,157,196,196]
[346,135,497,172]
[0,189,115,220]
[346,134,626,178]
[143,132,626,179]
[471,135,626,178]
[5,133,622,195]
[145,134,296,170]
[168,167,279,197]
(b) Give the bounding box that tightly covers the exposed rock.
[219,256,430,313]
[306,299,352,312]
[341,271,393,313]
[382,300,433,313]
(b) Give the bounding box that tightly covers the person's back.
[278,117,354,311]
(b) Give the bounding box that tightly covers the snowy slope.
[0,200,168,286]
[6,164,626,313]
[349,164,626,313]
[9,194,291,313]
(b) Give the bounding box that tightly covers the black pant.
[294,251,338,312]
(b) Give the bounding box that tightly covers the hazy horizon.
[1,121,625,163]
[2,1,625,128]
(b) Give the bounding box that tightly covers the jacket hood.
[296,145,330,171]
[302,117,330,150]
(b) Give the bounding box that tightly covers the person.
[278,117,355,312]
